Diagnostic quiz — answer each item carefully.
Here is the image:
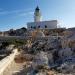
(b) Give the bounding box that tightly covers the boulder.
[58,48,73,58]
[32,51,48,69]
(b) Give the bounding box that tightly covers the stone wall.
[0,49,18,75]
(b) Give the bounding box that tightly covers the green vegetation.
[9,39,27,47]
[0,42,10,49]
[0,39,27,49]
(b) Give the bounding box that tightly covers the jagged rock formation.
[1,27,75,75]
[0,27,27,36]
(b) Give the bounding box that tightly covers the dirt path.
[3,60,25,75]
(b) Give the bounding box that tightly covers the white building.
[27,6,58,30]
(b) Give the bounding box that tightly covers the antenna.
[36,0,39,6]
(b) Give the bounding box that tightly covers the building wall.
[0,49,18,75]
[27,20,57,30]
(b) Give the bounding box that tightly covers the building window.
[38,26,40,28]
[31,26,32,28]
[34,26,36,29]
[45,25,47,28]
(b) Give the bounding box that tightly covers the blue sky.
[0,0,75,31]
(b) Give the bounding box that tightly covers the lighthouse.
[27,6,57,30]
[34,6,41,22]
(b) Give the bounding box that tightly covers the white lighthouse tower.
[34,6,41,22]
[27,6,57,30]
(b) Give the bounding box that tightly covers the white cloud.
[0,9,33,16]
[19,11,34,16]
[0,11,9,15]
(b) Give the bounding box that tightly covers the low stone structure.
[0,49,18,75]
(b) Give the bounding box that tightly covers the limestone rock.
[58,48,73,58]
[32,51,48,69]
